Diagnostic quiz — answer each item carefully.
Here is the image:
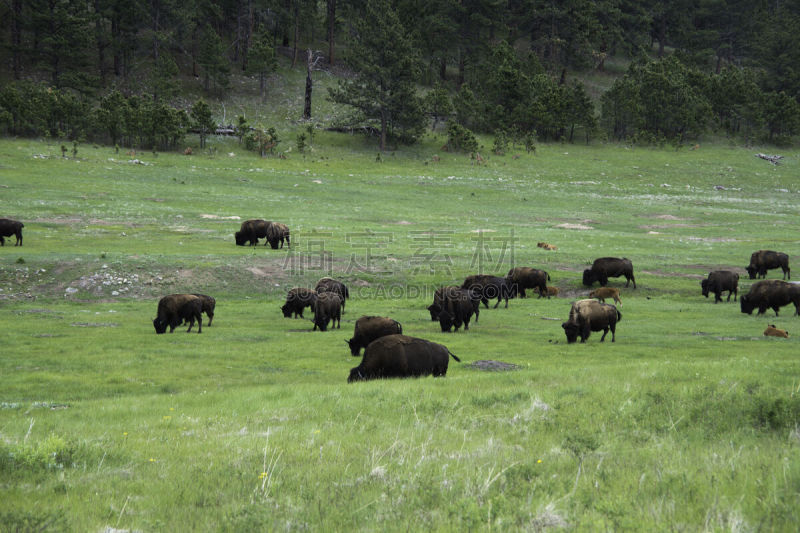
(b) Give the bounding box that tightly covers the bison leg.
[715,291,722,303]
[0,236,4,246]
[600,327,609,341]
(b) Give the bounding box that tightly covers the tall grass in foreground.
[1,138,799,531]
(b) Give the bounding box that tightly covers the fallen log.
[756,153,783,165]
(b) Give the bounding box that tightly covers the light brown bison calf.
[588,287,622,305]
[764,325,789,338]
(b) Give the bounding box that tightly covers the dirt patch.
[555,223,593,230]
[200,214,241,220]
[71,322,119,327]
[467,360,520,371]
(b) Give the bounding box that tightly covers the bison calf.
[348,334,460,382]
[0,218,24,246]
[764,324,789,338]
[588,287,622,305]
[534,286,560,298]
[347,316,403,356]
[153,294,203,334]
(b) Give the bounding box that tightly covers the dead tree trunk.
[304,50,313,119]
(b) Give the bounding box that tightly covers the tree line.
[1,0,799,150]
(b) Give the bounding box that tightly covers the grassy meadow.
[1,136,800,531]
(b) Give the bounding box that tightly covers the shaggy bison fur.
[267,222,290,249]
[281,288,317,318]
[312,292,342,331]
[153,294,203,334]
[235,219,271,246]
[191,293,216,326]
[746,250,790,280]
[700,271,739,303]
[582,257,636,289]
[740,280,800,316]
[347,316,403,356]
[561,299,621,343]
[315,277,349,311]
[348,334,460,382]
[506,267,550,298]
[0,218,24,246]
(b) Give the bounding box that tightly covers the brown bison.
[746,250,790,280]
[588,287,622,305]
[348,334,460,382]
[191,293,216,326]
[428,286,480,323]
[438,288,478,332]
[266,222,290,249]
[153,294,203,334]
[461,274,517,308]
[507,267,550,298]
[764,324,789,338]
[312,292,342,331]
[700,271,739,303]
[0,218,24,246]
[740,280,800,316]
[281,288,317,318]
[235,219,272,246]
[347,316,403,356]
[583,257,636,288]
[537,242,557,250]
[561,299,621,343]
[315,277,349,311]
[534,286,560,298]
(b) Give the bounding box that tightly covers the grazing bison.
[347,316,403,356]
[438,288,478,332]
[348,334,460,382]
[428,286,480,323]
[281,288,317,318]
[312,292,342,331]
[461,274,516,309]
[153,294,203,334]
[266,222,290,249]
[700,271,739,303]
[315,277,349,311]
[740,280,800,316]
[746,250,790,280]
[588,287,622,306]
[0,218,24,246]
[561,299,621,343]
[506,267,550,298]
[235,219,271,246]
[582,257,636,289]
[764,324,789,338]
[191,293,216,326]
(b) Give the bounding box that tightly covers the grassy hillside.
[1,136,799,531]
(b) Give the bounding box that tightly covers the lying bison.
[740,280,800,316]
[235,219,271,246]
[561,299,621,343]
[267,222,290,249]
[506,267,550,298]
[281,288,317,318]
[347,316,403,356]
[191,293,216,326]
[312,291,342,331]
[700,271,739,303]
[153,294,203,334]
[348,334,460,382]
[764,324,789,338]
[461,274,516,309]
[746,250,790,280]
[583,257,636,289]
[438,288,478,332]
[315,277,349,311]
[428,286,480,323]
[0,218,24,246]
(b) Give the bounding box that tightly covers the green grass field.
[1,136,799,531]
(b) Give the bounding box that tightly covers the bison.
[700,271,739,303]
[315,277,349,311]
[281,288,317,318]
[312,291,342,331]
[438,288,478,332]
[561,299,621,343]
[267,222,290,249]
[191,293,216,326]
[461,274,516,309]
[347,316,403,356]
[153,294,203,334]
[764,324,789,338]
[506,267,550,298]
[534,286,560,298]
[428,286,480,323]
[235,219,271,246]
[348,334,460,382]
[588,287,622,306]
[746,250,790,280]
[740,280,800,316]
[0,218,24,246]
[537,242,557,251]
[582,257,636,289]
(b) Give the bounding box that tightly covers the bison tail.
[547,273,551,281]
[616,309,622,322]
[448,350,461,363]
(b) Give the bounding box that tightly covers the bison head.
[427,304,441,321]
[562,321,580,343]
[346,338,360,356]
[700,279,710,298]
[153,317,168,334]
[740,295,755,314]
[582,269,597,287]
[314,314,330,332]
[348,367,365,383]
[745,265,759,279]
[280,304,293,318]
[438,310,455,332]
[234,231,248,246]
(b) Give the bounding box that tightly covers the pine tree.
[190,98,215,148]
